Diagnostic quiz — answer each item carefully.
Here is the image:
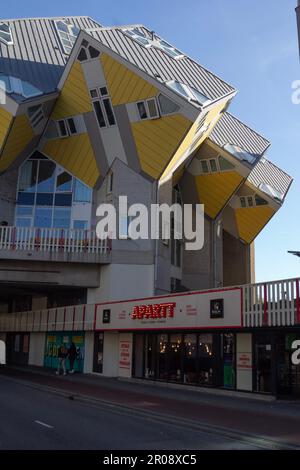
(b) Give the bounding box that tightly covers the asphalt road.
[0,375,266,450]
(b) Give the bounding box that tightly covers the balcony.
[0,226,111,264]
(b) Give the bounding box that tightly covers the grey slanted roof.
[0,16,101,97]
[87,25,236,102]
[248,157,293,202]
[209,112,270,160]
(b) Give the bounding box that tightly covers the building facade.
[0,16,296,397]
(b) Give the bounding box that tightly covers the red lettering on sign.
[131,302,176,320]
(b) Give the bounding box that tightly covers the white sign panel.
[95,288,242,331]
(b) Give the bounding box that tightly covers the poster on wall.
[119,341,131,370]
[44,332,85,372]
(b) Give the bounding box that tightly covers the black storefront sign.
[210,299,224,318]
[102,309,111,324]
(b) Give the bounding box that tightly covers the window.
[18,160,38,192]
[90,87,116,128]
[0,23,13,45]
[53,208,71,228]
[136,98,159,120]
[77,45,100,62]
[224,143,257,165]
[240,194,268,208]
[106,172,113,194]
[28,105,44,128]
[57,117,79,137]
[199,156,234,174]
[259,183,284,202]
[166,81,210,106]
[37,161,55,192]
[56,171,72,192]
[34,208,53,228]
[157,94,179,115]
[73,220,88,229]
[74,179,92,202]
[123,28,184,59]
[57,120,68,137]
[15,155,92,229]
[0,74,42,98]
[123,28,152,47]
[55,20,79,54]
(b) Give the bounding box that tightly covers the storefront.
[44,331,85,372]
[93,287,245,391]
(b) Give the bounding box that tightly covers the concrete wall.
[102,332,119,377]
[87,263,154,303]
[84,331,94,373]
[223,230,249,287]
[0,167,18,226]
[236,333,252,391]
[28,333,45,367]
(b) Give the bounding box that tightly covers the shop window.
[198,334,213,385]
[158,334,169,380]
[184,334,197,384]
[169,334,183,382]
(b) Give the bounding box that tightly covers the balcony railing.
[0,277,300,333]
[0,226,110,256]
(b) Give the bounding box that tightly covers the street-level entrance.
[132,332,236,389]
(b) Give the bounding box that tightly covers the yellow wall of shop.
[235,205,275,244]
[162,98,230,181]
[101,53,158,105]
[43,133,99,187]
[0,115,34,173]
[131,114,191,179]
[0,107,13,153]
[195,171,243,219]
[52,61,93,120]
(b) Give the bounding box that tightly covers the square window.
[53,208,71,229]
[90,89,98,98]
[17,192,35,205]
[36,193,54,206]
[34,208,53,228]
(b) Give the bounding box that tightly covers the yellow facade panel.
[52,62,93,120]
[0,106,13,152]
[235,206,275,244]
[0,115,34,173]
[101,53,158,105]
[43,133,99,187]
[195,171,243,219]
[162,98,231,181]
[131,114,191,179]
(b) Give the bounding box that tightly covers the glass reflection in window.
[19,160,38,192]
[37,161,55,192]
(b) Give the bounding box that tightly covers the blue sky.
[2,0,300,283]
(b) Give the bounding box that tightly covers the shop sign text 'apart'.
[131,302,176,320]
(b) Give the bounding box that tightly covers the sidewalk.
[2,365,300,446]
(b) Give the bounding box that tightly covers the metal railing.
[0,226,110,255]
[242,277,300,327]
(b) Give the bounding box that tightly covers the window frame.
[0,23,13,46]
[90,87,116,129]
[136,98,160,121]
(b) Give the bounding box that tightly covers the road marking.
[34,420,54,429]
